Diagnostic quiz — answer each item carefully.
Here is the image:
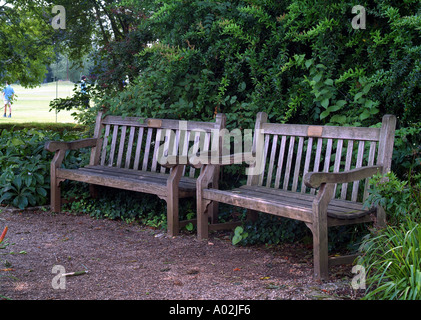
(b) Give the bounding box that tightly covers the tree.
[0,0,56,86]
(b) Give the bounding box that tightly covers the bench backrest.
[248,112,396,203]
[89,112,226,178]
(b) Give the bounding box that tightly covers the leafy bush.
[392,124,421,178]
[358,219,421,300]
[0,128,88,209]
[364,172,421,225]
[240,213,310,245]
[93,0,420,129]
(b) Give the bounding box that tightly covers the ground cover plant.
[359,172,421,300]
[358,219,421,300]
[0,127,88,209]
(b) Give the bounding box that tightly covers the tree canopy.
[0,0,55,86]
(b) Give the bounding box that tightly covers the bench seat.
[203,185,375,225]
[57,166,197,199]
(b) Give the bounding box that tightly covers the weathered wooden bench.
[194,112,396,280]
[45,111,226,236]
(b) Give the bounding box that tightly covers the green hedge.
[0,128,88,209]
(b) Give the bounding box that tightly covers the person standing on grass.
[3,81,15,118]
[80,75,89,108]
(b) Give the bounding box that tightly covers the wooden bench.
[194,112,396,280]
[45,111,226,237]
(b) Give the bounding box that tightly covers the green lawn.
[0,81,78,123]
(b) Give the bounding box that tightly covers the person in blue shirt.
[80,76,89,108]
[3,82,15,118]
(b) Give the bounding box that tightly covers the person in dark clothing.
[80,76,89,108]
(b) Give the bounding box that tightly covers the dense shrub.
[364,172,421,225]
[93,0,420,129]
[0,128,88,209]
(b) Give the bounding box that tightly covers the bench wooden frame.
[45,111,226,237]
[195,112,396,280]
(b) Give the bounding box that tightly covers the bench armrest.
[304,165,382,189]
[45,138,99,152]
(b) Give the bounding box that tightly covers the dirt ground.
[0,207,364,301]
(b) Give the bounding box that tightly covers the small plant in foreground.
[358,219,421,300]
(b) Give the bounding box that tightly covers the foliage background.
[47,0,421,244]
[92,0,420,128]
[76,0,420,177]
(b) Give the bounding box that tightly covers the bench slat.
[108,125,119,166]
[102,116,218,131]
[258,134,270,186]
[116,125,127,168]
[301,137,313,193]
[274,135,286,189]
[100,125,111,166]
[364,141,377,201]
[266,135,277,188]
[262,123,381,141]
[142,128,153,171]
[189,131,202,178]
[332,139,343,196]
[340,140,354,199]
[310,138,323,195]
[160,129,172,173]
[351,140,365,201]
[125,126,136,169]
[283,136,295,190]
[292,137,304,192]
[181,130,191,176]
[151,129,162,172]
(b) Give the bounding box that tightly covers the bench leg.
[312,218,329,281]
[89,184,99,199]
[166,165,183,237]
[166,196,179,237]
[207,201,218,224]
[311,183,334,281]
[246,209,258,223]
[50,178,62,213]
[50,150,65,213]
[197,198,211,241]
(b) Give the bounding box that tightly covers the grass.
[0,81,78,124]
